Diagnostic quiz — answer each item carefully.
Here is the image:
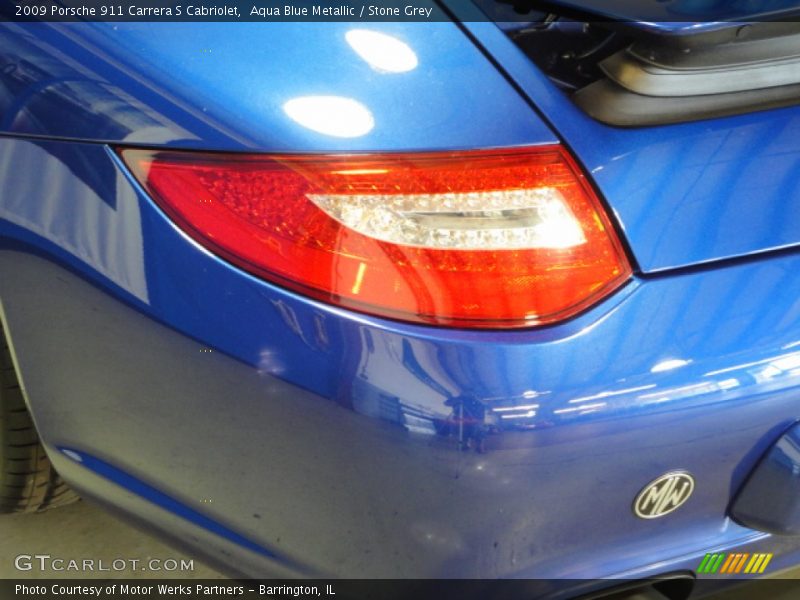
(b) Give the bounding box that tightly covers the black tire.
[0,325,78,513]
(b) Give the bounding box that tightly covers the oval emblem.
[634,471,695,519]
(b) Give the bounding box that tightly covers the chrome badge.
[634,471,695,519]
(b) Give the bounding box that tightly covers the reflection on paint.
[345,29,419,73]
[283,96,374,138]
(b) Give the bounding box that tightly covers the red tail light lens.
[120,146,631,328]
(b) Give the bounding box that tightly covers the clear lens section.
[307,188,587,250]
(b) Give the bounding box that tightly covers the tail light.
[120,146,631,329]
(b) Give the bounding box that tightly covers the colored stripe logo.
[697,553,773,574]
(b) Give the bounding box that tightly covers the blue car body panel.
[0,22,553,152]
[2,12,800,588]
[731,421,800,536]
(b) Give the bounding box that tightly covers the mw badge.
[634,471,695,519]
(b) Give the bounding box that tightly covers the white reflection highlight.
[492,404,539,412]
[706,351,800,380]
[754,353,800,383]
[258,348,286,376]
[62,449,83,463]
[568,384,655,404]
[640,382,720,403]
[772,354,800,371]
[718,378,740,390]
[651,358,692,373]
[553,402,607,414]
[283,96,375,138]
[346,29,418,73]
[500,410,537,419]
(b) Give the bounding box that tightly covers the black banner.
[3,578,800,600]
[3,0,455,22]
[4,0,799,23]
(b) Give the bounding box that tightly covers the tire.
[0,325,79,513]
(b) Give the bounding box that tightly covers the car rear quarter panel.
[2,138,800,584]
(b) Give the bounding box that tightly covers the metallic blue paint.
[2,13,800,589]
[0,22,554,152]
[731,421,800,536]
